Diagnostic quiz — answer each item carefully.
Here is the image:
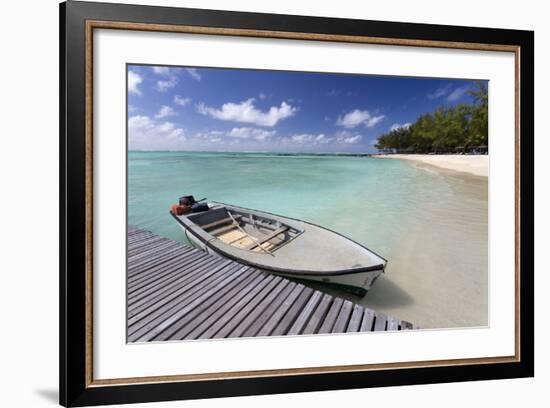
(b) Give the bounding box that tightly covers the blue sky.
[127,64,483,153]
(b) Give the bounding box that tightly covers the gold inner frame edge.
[83,19,522,388]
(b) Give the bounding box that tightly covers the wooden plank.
[127,230,161,241]
[128,250,208,293]
[128,256,229,319]
[128,249,206,291]
[128,246,193,275]
[128,240,175,257]
[127,245,204,287]
[302,293,333,335]
[270,286,314,336]
[128,249,205,291]
[387,316,399,331]
[128,254,220,312]
[373,312,388,331]
[212,276,282,339]
[318,298,344,334]
[286,290,323,336]
[187,273,269,340]
[128,249,203,289]
[174,270,262,340]
[130,257,237,311]
[346,304,364,333]
[208,223,238,237]
[127,236,172,253]
[227,279,290,337]
[332,300,353,333]
[198,275,275,339]
[136,264,249,342]
[127,231,151,241]
[128,244,184,269]
[127,237,165,253]
[245,226,289,250]
[360,309,375,332]
[127,236,167,254]
[128,249,193,280]
[128,241,181,263]
[154,266,253,341]
[127,233,158,245]
[127,259,232,333]
[257,284,306,337]
[239,281,296,338]
[129,262,244,342]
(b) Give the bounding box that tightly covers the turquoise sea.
[128,151,488,328]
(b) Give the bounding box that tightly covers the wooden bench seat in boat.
[245,226,289,250]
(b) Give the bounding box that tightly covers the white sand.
[375,154,488,177]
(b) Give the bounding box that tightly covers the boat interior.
[187,207,302,254]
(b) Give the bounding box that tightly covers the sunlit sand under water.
[321,170,487,329]
[128,151,488,330]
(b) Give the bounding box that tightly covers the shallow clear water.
[128,151,488,328]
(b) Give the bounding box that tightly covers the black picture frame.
[60,1,534,406]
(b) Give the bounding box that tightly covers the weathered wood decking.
[127,227,413,342]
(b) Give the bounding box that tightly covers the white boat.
[170,201,387,296]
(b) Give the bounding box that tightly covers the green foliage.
[375,82,488,153]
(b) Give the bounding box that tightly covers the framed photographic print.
[59,0,534,406]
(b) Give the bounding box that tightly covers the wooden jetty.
[127,226,414,342]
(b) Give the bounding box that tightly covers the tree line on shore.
[375,82,488,153]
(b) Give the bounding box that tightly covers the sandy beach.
[375,154,488,177]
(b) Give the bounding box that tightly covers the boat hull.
[274,268,382,297]
[178,223,383,296]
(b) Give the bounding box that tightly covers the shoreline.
[374,154,488,177]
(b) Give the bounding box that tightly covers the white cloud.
[447,86,468,102]
[128,115,185,149]
[152,66,171,75]
[336,109,385,129]
[151,66,178,92]
[259,92,267,100]
[428,84,452,99]
[334,130,362,144]
[186,68,201,81]
[341,135,361,144]
[197,98,296,127]
[390,122,412,131]
[228,127,276,141]
[290,134,315,143]
[284,131,362,145]
[193,130,232,144]
[174,95,191,106]
[315,134,330,143]
[128,71,143,95]
[427,84,468,102]
[156,76,177,92]
[155,105,177,119]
